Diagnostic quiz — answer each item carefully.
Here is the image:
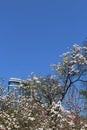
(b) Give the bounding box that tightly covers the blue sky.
[0,0,87,83]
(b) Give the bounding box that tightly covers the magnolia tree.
[0,44,87,130]
[20,74,62,106]
[80,42,87,119]
[18,44,87,105]
[51,44,87,101]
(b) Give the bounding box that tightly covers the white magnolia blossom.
[73,44,81,52]
[33,76,38,80]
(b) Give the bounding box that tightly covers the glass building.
[8,78,25,97]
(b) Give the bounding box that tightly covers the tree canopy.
[0,44,87,130]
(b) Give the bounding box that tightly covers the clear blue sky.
[0,0,87,83]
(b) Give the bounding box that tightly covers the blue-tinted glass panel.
[9,81,20,86]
